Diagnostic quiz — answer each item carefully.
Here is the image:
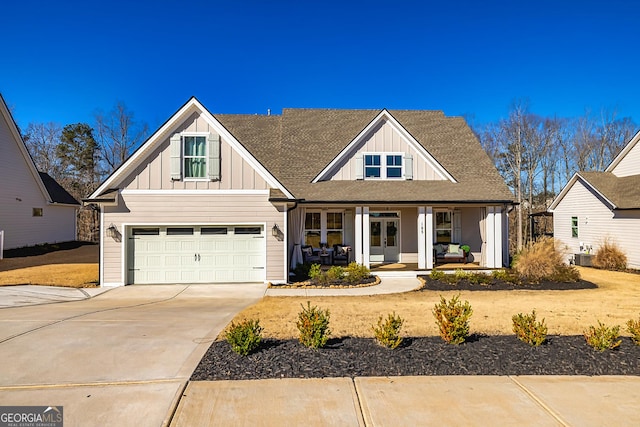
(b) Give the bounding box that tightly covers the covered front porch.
[287,204,509,271]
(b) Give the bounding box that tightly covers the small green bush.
[491,269,519,283]
[326,265,345,281]
[372,312,404,349]
[584,321,622,352]
[297,301,331,348]
[433,294,473,345]
[293,262,313,280]
[309,263,329,285]
[512,310,547,346]
[467,272,491,285]
[430,269,446,281]
[627,317,640,346]
[345,262,370,285]
[225,319,263,356]
[453,269,470,281]
[593,238,628,271]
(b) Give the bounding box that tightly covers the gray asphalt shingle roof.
[215,109,514,204]
[579,171,640,209]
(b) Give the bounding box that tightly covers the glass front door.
[370,214,400,263]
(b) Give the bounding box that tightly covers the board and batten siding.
[553,178,640,269]
[329,120,447,181]
[0,112,76,249]
[610,141,640,177]
[102,193,285,285]
[121,112,269,191]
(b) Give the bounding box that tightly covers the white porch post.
[355,207,363,264]
[503,208,509,267]
[486,207,496,268]
[418,207,426,269]
[363,207,370,268]
[426,206,433,269]
[494,206,503,268]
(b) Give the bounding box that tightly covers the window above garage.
[170,132,221,181]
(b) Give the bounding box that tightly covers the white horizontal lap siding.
[0,115,77,248]
[101,193,284,285]
[552,179,634,264]
[610,142,640,177]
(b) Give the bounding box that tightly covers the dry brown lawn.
[230,267,640,339]
[0,245,99,287]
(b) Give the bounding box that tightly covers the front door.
[370,216,400,263]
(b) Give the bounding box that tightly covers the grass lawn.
[0,244,99,288]
[228,267,640,339]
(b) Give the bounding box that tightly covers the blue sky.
[2,0,639,133]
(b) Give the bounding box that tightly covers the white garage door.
[128,225,265,284]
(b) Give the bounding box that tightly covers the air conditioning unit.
[574,253,593,267]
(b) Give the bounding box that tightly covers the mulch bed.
[417,277,598,291]
[191,335,640,381]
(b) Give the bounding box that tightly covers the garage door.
[128,225,266,284]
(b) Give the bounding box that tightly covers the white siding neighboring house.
[87,97,514,287]
[0,94,79,253]
[549,130,640,269]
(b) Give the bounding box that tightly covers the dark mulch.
[191,335,640,381]
[417,277,598,291]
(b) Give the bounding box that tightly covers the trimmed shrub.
[430,269,446,281]
[512,310,547,346]
[372,312,404,349]
[309,263,329,285]
[584,321,621,352]
[593,238,627,271]
[627,316,640,346]
[432,294,473,344]
[513,237,579,283]
[297,301,331,348]
[453,269,471,281]
[225,319,263,356]
[345,262,371,285]
[326,265,345,281]
[293,262,313,280]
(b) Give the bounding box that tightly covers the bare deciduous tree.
[94,101,148,172]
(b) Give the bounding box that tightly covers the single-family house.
[0,94,79,253]
[549,130,640,269]
[86,97,514,287]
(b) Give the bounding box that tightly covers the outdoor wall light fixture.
[271,223,281,237]
[106,223,119,239]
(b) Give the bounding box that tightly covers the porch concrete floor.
[369,262,482,272]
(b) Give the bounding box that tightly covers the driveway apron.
[0,283,266,427]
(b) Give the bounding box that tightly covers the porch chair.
[301,245,322,264]
[332,244,351,265]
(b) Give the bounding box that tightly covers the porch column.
[494,206,503,267]
[486,207,496,268]
[363,207,370,268]
[355,207,363,264]
[426,206,433,269]
[418,207,426,269]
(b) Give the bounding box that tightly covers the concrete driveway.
[0,283,266,426]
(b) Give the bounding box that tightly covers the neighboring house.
[0,94,79,252]
[549,130,640,269]
[87,97,514,287]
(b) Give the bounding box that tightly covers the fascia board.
[312,109,455,183]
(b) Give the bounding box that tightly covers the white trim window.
[435,211,452,243]
[183,136,207,179]
[304,211,321,247]
[363,153,405,179]
[170,132,221,181]
[304,210,344,247]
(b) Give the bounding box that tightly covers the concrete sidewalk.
[171,375,640,426]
